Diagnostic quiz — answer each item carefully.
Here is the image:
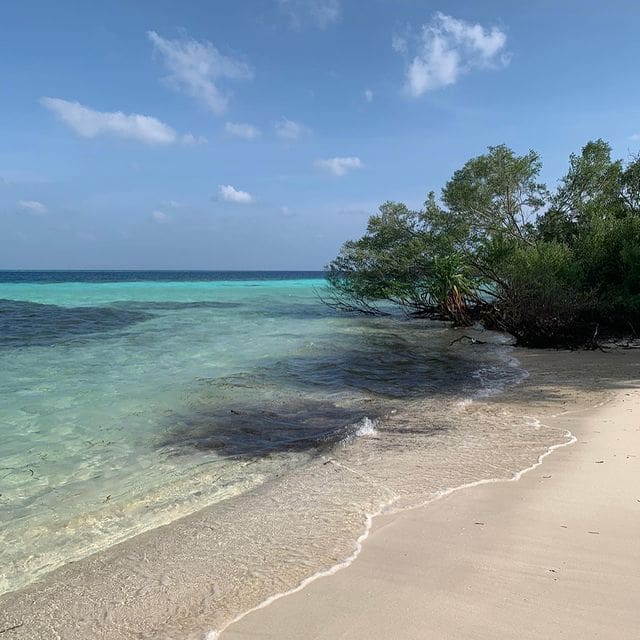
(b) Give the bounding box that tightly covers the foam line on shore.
[386,427,577,515]
[207,425,578,640]
[205,495,398,640]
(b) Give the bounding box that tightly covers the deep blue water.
[0,270,325,284]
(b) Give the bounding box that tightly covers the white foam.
[354,416,378,437]
[455,397,474,410]
[410,429,576,511]
[205,495,397,640]
[457,349,529,410]
[337,416,379,446]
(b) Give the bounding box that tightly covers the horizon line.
[0,268,327,272]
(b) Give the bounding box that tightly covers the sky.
[1,0,639,270]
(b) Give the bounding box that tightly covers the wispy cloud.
[148,30,252,114]
[218,184,253,204]
[225,122,261,140]
[275,117,307,141]
[182,133,208,145]
[40,97,198,145]
[396,12,509,96]
[280,205,297,218]
[630,133,640,142]
[315,156,363,176]
[162,199,187,209]
[18,200,47,215]
[392,34,408,55]
[152,210,170,223]
[278,0,341,30]
[364,88,374,102]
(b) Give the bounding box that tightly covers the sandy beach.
[223,350,640,640]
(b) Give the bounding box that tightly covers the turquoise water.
[0,271,521,596]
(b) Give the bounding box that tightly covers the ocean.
[0,271,565,638]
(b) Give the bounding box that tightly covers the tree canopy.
[325,140,640,347]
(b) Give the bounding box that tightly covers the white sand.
[223,371,640,639]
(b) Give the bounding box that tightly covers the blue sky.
[1,0,639,269]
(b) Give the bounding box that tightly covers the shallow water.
[0,271,546,634]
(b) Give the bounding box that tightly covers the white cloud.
[148,30,252,114]
[275,117,307,141]
[181,133,208,145]
[278,0,341,30]
[397,12,508,96]
[630,133,640,142]
[18,200,47,215]
[152,210,170,223]
[225,122,261,140]
[315,156,363,177]
[41,97,188,145]
[218,184,253,204]
[364,88,374,102]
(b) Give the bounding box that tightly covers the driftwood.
[0,622,24,634]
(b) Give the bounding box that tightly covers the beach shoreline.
[2,348,638,639]
[211,426,577,639]
[222,349,640,639]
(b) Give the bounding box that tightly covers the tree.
[325,201,430,314]
[537,139,625,243]
[326,145,549,322]
[621,153,640,214]
[325,141,640,346]
[442,144,548,249]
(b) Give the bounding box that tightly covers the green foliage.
[326,140,640,346]
[430,253,476,326]
[442,144,547,248]
[537,139,626,243]
[573,214,640,318]
[491,241,591,347]
[325,198,473,317]
[325,202,433,313]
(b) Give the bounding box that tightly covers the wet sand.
[222,349,640,639]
